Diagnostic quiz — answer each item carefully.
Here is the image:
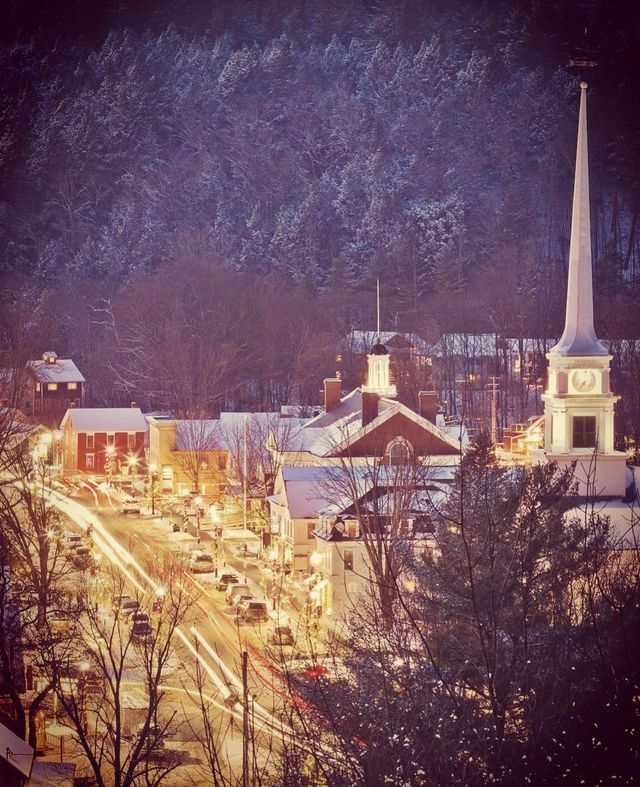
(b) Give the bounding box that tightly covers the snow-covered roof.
[27,358,85,383]
[565,498,640,549]
[345,330,431,355]
[276,463,456,520]
[60,408,148,432]
[218,412,307,452]
[282,481,334,519]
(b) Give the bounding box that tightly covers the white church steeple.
[531,83,626,498]
[551,83,607,358]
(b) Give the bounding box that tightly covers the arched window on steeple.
[386,437,412,466]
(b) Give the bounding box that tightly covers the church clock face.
[571,369,596,393]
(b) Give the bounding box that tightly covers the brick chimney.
[130,401,137,408]
[361,391,379,427]
[418,391,438,424]
[323,378,341,411]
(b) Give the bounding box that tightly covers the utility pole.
[242,650,249,787]
[487,376,500,445]
[243,415,248,532]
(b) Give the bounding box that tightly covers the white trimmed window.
[343,549,354,571]
[128,433,136,449]
[86,453,95,469]
[386,436,412,466]
[107,434,115,446]
[86,434,95,450]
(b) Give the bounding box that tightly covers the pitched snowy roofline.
[60,408,148,431]
[27,358,85,383]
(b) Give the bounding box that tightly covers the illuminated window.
[86,453,95,469]
[67,382,77,391]
[47,383,58,391]
[343,549,354,571]
[35,382,41,392]
[573,416,596,449]
[161,466,173,481]
[86,434,95,450]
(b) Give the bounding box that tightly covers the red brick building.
[60,407,148,475]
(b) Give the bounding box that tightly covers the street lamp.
[127,455,137,476]
[105,445,115,485]
[148,463,158,516]
[195,495,203,544]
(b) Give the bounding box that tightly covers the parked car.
[132,620,153,640]
[122,499,141,515]
[64,533,84,550]
[71,546,94,568]
[225,583,251,606]
[232,593,255,611]
[237,600,268,623]
[267,624,295,646]
[216,572,239,591]
[130,611,150,626]
[188,551,216,573]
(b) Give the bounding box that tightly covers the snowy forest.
[1,0,639,415]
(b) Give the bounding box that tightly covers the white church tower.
[531,83,627,497]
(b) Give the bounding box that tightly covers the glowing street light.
[105,444,115,484]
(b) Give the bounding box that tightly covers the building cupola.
[362,341,397,398]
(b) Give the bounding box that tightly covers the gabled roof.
[288,388,465,458]
[60,408,148,432]
[27,359,85,383]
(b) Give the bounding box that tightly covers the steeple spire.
[550,82,607,357]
